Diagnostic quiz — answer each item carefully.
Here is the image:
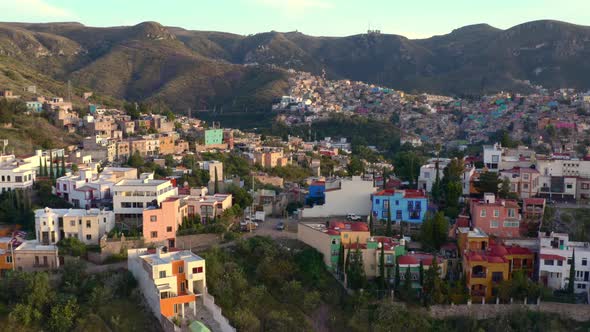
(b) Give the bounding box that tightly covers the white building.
[55,166,137,208]
[539,232,590,296]
[113,173,177,219]
[0,155,36,192]
[34,207,115,245]
[301,176,377,218]
[483,143,503,172]
[127,247,206,320]
[417,158,451,192]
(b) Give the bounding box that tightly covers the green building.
[204,129,223,145]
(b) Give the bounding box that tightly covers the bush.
[58,237,88,257]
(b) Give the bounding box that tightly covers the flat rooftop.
[141,249,204,266]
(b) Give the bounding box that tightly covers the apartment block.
[56,166,137,209]
[113,174,177,219]
[34,207,115,245]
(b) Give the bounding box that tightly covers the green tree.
[568,248,576,294]
[394,260,400,290]
[43,158,48,177]
[345,241,352,286]
[476,171,501,194]
[379,244,385,291]
[431,160,442,204]
[128,151,145,168]
[369,213,374,235]
[423,254,445,305]
[226,184,253,209]
[214,168,219,194]
[419,260,424,287]
[420,212,449,250]
[337,243,345,280]
[49,154,54,179]
[61,155,66,176]
[71,163,78,173]
[49,297,79,332]
[347,156,365,176]
[402,265,414,300]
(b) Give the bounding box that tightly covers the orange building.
[461,227,535,301]
[0,237,15,276]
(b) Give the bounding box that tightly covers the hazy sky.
[2,0,590,38]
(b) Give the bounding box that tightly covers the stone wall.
[429,302,590,322]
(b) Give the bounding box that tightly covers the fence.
[202,292,236,332]
[429,301,590,322]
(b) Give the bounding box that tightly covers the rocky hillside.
[1,20,590,111]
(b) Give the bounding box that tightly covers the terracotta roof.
[524,198,545,205]
[397,255,419,265]
[540,254,566,261]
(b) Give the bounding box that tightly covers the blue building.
[26,101,43,113]
[371,189,428,223]
[89,104,97,114]
[306,181,326,206]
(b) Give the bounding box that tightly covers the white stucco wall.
[301,177,376,218]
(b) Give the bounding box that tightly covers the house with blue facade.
[306,181,326,206]
[371,189,428,223]
[25,101,43,113]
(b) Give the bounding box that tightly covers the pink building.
[470,194,521,238]
[143,197,187,248]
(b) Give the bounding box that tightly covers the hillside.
[1,20,590,112]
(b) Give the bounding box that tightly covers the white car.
[346,213,362,221]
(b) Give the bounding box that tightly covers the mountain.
[1,20,590,112]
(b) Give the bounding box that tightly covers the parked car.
[240,221,258,232]
[276,222,285,231]
[347,213,361,221]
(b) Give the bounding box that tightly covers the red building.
[470,193,521,238]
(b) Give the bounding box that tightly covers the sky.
[1,0,590,38]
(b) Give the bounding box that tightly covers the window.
[178,266,184,273]
[480,209,487,217]
[523,173,529,181]
[545,260,554,266]
[70,220,75,226]
[159,271,166,278]
[375,199,380,205]
[583,259,588,266]
[507,209,515,218]
[557,260,563,266]
[150,215,157,222]
[383,200,389,209]
[6,256,12,263]
[192,266,204,274]
[566,184,573,189]
[151,231,158,238]
[395,200,399,206]
[166,226,172,232]
[15,176,22,183]
[568,258,573,265]
[523,183,529,190]
[493,209,499,217]
[492,155,499,163]
[86,220,91,228]
[86,234,92,240]
[396,210,402,220]
[490,220,499,228]
[407,201,413,210]
[35,256,39,266]
[424,172,430,179]
[577,284,586,289]
[504,221,519,228]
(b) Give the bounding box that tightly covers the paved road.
[243,217,298,239]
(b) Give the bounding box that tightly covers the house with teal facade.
[371,189,428,223]
[204,129,223,145]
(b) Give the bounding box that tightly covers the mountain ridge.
[1,19,590,111]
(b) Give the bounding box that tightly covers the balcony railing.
[472,272,487,278]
